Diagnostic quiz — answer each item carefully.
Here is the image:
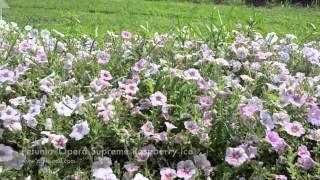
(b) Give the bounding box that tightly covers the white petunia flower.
[70,121,90,140]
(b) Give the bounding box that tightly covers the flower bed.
[0,20,320,179]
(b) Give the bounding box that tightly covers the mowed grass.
[3,0,320,38]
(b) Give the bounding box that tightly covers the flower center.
[232,152,241,160]
[291,126,299,133]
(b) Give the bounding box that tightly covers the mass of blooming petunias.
[0,20,320,179]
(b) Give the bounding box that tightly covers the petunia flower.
[124,162,139,174]
[235,47,249,59]
[194,154,213,176]
[176,160,197,179]
[54,102,73,117]
[165,122,177,132]
[275,175,287,180]
[136,144,156,163]
[98,103,115,123]
[199,96,213,109]
[160,167,177,180]
[96,51,110,64]
[141,121,154,137]
[260,110,275,129]
[273,112,290,126]
[100,70,113,81]
[265,130,286,152]
[297,145,311,158]
[0,106,20,122]
[90,78,111,92]
[22,113,38,128]
[246,146,258,159]
[124,82,139,95]
[92,157,117,180]
[239,97,263,119]
[307,107,320,126]
[0,69,17,84]
[184,121,199,135]
[132,59,148,72]
[225,147,248,167]
[150,91,167,107]
[4,151,26,170]
[121,31,132,39]
[0,144,15,162]
[43,132,68,149]
[283,121,305,137]
[133,173,149,180]
[36,50,48,64]
[153,132,168,142]
[296,156,316,170]
[306,129,320,141]
[70,121,90,140]
[184,68,202,81]
[9,96,26,107]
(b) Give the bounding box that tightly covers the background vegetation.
[2,0,320,40]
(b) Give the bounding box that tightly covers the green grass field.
[3,0,320,38]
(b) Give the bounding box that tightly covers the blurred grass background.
[2,0,320,37]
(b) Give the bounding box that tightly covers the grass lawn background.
[3,0,320,38]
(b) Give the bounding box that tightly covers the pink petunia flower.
[98,104,115,123]
[184,68,202,81]
[225,147,248,167]
[307,107,320,126]
[284,121,305,137]
[141,121,154,137]
[297,145,311,158]
[124,162,139,174]
[194,154,213,176]
[265,130,286,152]
[160,167,177,180]
[92,157,117,179]
[124,82,139,95]
[184,121,199,135]
[296,156,316,170]
[235,47,249,59]
[273,112,290,126]
[133,173,149,180]
[275,175,287,180]
[132,59,148,72]
[121,31,132,39]
[306,129,320,141]
[239,104,259,119]
[45,133,68,149]
[199,96,213,110]
[165,122,177,132]
[39,78,55,94]
[36,50,48,64]
[136,144,156,162]
[90,78,111,92]
[176,160,196,179]
[150,91,167,107]
[260,110,275,130]
[100,70,113,81]
[239,97,263,119]
[9,96,26,107]
[153,132,168,142]
[96,51,110,64]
